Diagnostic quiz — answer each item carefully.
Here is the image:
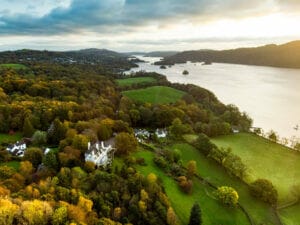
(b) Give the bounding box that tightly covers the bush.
[192,134,215,156]
[154,156,168,169]
[214,186,239,207]
[177,176,193,194]
[250,179,278,205]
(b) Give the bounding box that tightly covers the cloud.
[0,0,283,35]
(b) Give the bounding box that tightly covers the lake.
[126,56,300,141]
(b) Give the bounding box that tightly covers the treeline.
[155,40,300,69]
[191,134,278,206]
[0,48,136,71]
[118,74,252,136]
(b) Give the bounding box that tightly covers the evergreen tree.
[23,117,35,138]
[47,119,67,145]
[188,203,202,225]
[43,150,59,171]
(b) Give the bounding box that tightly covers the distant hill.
[144,51,178,57]
[124,52,146,56]
[155,41,300,68]
[0,48,136,70]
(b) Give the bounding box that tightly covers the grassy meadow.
[211,133,300,205]
[0,64,27,69]
[169,143,279,225]
[0,133,22,145]
[122,86,186,104]
[116,77,157,86]
[278,202,300,225]
[0,161,20,170]
[133,149,251,225]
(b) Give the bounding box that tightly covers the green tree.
[32,130,47,146]
[250,179,278,205]
[47,119,67,145]
[72,134,89,152]
[267,130,278,143]
[115,132,137,155]
[43,150,59,171]
[52,206,68,225]
[97,123,112,141]
[23,117,35,138]
[23,148,43,168]
[192,133,216,156]
[188,203,202,225]
[169,118,193,139]
[214,186,239,207]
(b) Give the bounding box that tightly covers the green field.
[0,161,20,170]
[169,143,279,225]
[0,133,22,144]
[211,133,300,205]
[122,86,186,104]
[133,149,250,225]
[0,64,27,69]
[116,77,157,86]
[279,202,300,225]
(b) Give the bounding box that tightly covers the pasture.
[116,77,156,86]
[122,86,186,104]
[211,133,300,205]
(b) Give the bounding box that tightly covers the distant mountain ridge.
[144,51,178,57]
[0,48,136,70]
[155,41,300,69]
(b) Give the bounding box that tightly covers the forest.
[0,57,266,225]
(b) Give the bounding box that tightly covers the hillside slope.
[155,41,300,68]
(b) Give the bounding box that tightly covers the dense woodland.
[0,55,253,225]
[155,40,300,68]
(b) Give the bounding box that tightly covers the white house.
[155,128,168,138]
[6,141,27,157]
[134,129,151,143]
[85,140,115,168]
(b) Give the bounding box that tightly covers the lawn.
[169,143,280,225]
[279,202,300,225]
[122,86,186,104]
[0,161,20,170]
[133,149,251,225]
[116,77,156,86]
[0,64,27,69]
[211,133,300,205]
[0,133,22,145]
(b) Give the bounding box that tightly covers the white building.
[134,129,151,143]
[85,141,115,168]
[6,141,27,157]
[155,128,168,138]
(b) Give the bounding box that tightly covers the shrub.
[250,179,278,205]
[214,186,239,207]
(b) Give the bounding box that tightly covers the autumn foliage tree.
[214,186,239,207]
[115,132,138,155]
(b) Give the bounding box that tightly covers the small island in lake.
[182,70,189,75]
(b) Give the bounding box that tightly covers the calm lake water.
[127,56,300,140]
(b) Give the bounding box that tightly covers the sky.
[0,0,300,52]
